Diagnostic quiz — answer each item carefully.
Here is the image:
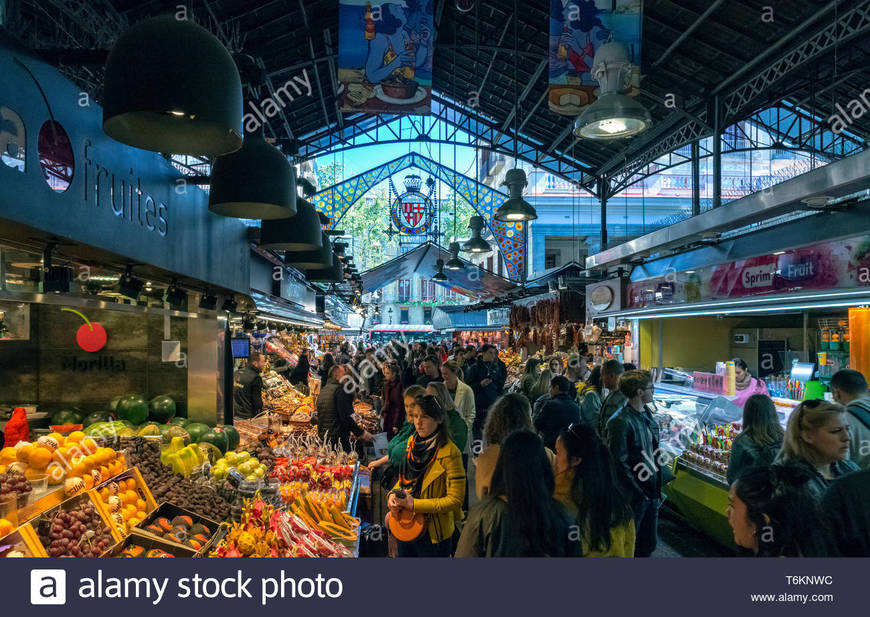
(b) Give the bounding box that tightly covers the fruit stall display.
[209,494,355,558]
[92,469,158,536]
[33,493,119,558]
[134,503,219,553]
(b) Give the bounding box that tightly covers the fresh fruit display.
[247,440,277,469]
[116,394,149,425]
[51,409,84,426]
[221,425,240,450]
[272,459,354,489]
[288,493,359,547]
[119,437,231,521]
[200,428,229,454]
[0,471,32,507]
[36,501,114,557]
[210,450,268,483]
[118,544,176,558]
[160,436,204,476]
[162,425,191,446]
[82,411,112,427]
[275,433,359,466]
[139,514,214,552]
[184,422,211,443]
[209,495,353,558]
[85,421,128,439]
[148,394,177,423]
[94,477,150,534]
[0,518,15,538]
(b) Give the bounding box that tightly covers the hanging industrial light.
[461,216,491,253]
[209,133,296,219]
[433,259,448,282]
[259,196,323,250]
[574,42,650,140]
[162,279,187,309]
[285,232,332,269]
[103,15,243,156]
[222,295,238,313]
[495,168,537,222]
[445,242,464,270]
[118,263,143,299]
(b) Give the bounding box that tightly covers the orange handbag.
[385,490,427,542]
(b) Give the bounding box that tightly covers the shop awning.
[360,242,517,299]
[432,305,508,331]
[250,291,324,328]
[602,288,870,320]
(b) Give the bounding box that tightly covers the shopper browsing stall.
[316,365,374,450]
[553,423,635,557]
[387,394,465,557]
[440,360,475,440]
[578,367,603,426]
[533,376,581,451]
[456,431,579,558]
[829,369,870,469]
[596,360,626,434]
[727,463,835,557]
[380,362,406,440]
[778,399,858,496]
[603,370,662,557]
[427,382,469,454]
[726,394,785,484]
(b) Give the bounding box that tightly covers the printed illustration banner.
[548,0,642,116]
[338,1,434,115]
[626,235,870,309]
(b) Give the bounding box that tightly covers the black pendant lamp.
[285,232,332,269]
[433,259,448,281]
[306,256,345,283]
[495,169,537,222]
[461,216,491,253]
[259,196,323,250]
[103,15,243,156]
[445,242,464,270]
[209,132,296,219]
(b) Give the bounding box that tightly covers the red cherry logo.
[62,308,108,352]
[76,322,107,352]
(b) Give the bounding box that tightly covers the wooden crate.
[91,467,158,537]
[0,521,48,558]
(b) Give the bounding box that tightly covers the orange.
[123,504,137,519]
[123,490,138,505]
[136,510,147,520]
[80,438,98,454]
[127,518,140,529]
[66,431,85,444]
[47,432,65,447]
[28,447,53,470]
[0,464,6,475]
[82,475,94,490]
[69,458,87,478]
[46,463,65,485]
[99,465,110,480]
[0,447,16,465]
[0,518,14,538]
[100,488,110,502]
[15,443,33,464]
[135,498,146,511]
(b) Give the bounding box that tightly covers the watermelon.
[221,425,240,451]
[168,417,189,427]
[149,395,176,423]
[158,423,172,440]
[116,394,149,425]
[51,409,83,426]
[109,395,123,414]
[200,429,228,454]
[185,422,211,443]
[82,411,110,427]
[137,424,161,437]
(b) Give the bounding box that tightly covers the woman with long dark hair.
[380,361,405,440]
[520,358,542,400]
[287,349,311,391]
[727,394,784,484]
[731,357,770,408]
[387,393,465,557]
[456,431,579,557]
[318,352,335,388]
[554,423,635,556]
[577,366,603,426]
[728,463,836,557]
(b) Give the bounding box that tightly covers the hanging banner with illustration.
[338,1,434,115]
[548,0,642,116]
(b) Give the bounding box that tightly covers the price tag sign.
[693,371,725,394]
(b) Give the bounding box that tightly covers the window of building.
[400,308,409,324]
[421,279,435,302]
[423,307,432,324]
[398,279,410,302]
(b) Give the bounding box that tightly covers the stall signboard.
[0,46,250,293]
[627,234,870,309]
[693,371,724,395]
[548,0,642,117]
[338,1,433,115]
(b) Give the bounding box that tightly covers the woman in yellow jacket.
[388,393,465,557]
[553,423,636,557]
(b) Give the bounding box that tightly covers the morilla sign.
[0,45,250,294]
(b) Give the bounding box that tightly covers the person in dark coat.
[822,468,870,556]
[604,370,662,557]
[415,356,442,388]
[533,376,582,451]
[466,345,504,444]
[288,350,311,392]
[727,394,784,484]
[318,353,335,388]
[381,362,405,440]
[316,365,374,451]
[233,352,264,420]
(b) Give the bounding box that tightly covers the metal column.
[712,96,722,209]
[599,176,609,251]
[691,140,701,216]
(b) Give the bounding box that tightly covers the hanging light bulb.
[461,216,491,253]
[445,242,464,270]
[433,259,448,281]
[285,232,333,269]
[574,42,650,140]
[258,193,323,250]
[103,16,243,155]
[209,133,297,219]
[495,168,537,222]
